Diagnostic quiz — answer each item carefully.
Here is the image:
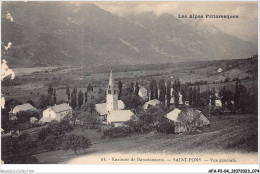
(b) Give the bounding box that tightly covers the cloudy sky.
[89,1,258,44]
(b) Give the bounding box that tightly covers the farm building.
[138,86,148,100]
[95,71,134,126]
[166,108,210,133]
[143,99,160,110]
[9,103,37,121]
[40,103,72,123]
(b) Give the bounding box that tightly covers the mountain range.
[1,2,257,68]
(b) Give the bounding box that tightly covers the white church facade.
[95,71,135,127]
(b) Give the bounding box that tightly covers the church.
[95,71,135,127]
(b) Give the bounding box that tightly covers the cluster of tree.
[15,110,40,123]
[101,126,132,139]
[186,80,208,86]
[121,94,143,114]
[127,104,175,134]
[37,118,74,152]
[36,84,64,109]
[2,132,38,164]
[70,107,99,128]
[9,116,91,158]
[155,117,175,134]
[148,77,206,109]
[37,94,55,109]
[2,99,42,133]
[126,82,135,94]
[2,76,21,87]
[3,102,39,131]
[118,81,145,113]
[70,88,86,110]
[233,80,251,114]
[219,86,234,107]
[1,99,22,131]
[38,119,73,141]
[188,86,201,107]
[67,85,97,111]
[63,134,92,155]
[125,81,141,96]
[209,79,257,115]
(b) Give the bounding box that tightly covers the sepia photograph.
[1,0,258,171]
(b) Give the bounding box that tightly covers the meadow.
[2,57,257,105]
[33,114,258,164]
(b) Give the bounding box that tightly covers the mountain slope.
[1,2,257,68]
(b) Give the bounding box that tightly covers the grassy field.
[2,57,257,105]
[33,114,258,164]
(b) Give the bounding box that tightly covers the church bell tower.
[106,70,118,112]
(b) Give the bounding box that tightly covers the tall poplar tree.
[118,81,123,99]
[71,88,77,110]
[66,86,70,100]
[166,80,171,108]
[135,82,140,96]
[84,91,88,103]
[78,90,83,109]
[159,77,166,103]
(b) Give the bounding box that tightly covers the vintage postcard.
[1,1,258,173]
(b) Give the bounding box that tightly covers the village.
[1,55,258,164]
[2,70,233,135]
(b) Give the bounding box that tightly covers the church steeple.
[106,70,118,112]
[108,70,114,90]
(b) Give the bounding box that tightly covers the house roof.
[107,110,135,123]
[143,99,160,109]
[145,99,160,106]
[12,103,36,114]
[166,108,182,122]
[118,100,125,110]
[40,116,54,123]
[30,117,38,121]
[166,108,210,125]
[95,103,107,116]
[48,103,72,113]
[95,100,125,116]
